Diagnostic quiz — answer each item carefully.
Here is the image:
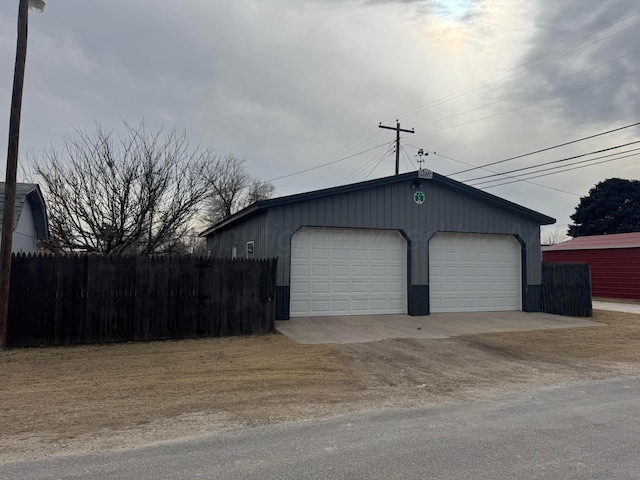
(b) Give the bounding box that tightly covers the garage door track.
[275,311,603,344]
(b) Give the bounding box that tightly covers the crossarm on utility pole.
[378,121,415,175]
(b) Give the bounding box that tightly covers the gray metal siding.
[206,178,544,290]
[265,178,542,286]
[206,212,268,259]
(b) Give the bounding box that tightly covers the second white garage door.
[429,232,522,313]
[290,227,407,317]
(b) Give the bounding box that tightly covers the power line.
[343,145,392,183]
[467,141,640,184]
[258,10,640,191]
[404,144,580,196]
[450,121,640,176]
[484,151,640,189]
[471,147,640,187]
[363,149,392,181]
[400,146,418,171]
[264,141,392,183]
[378,121,415,175]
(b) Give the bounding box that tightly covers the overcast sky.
[1,0,639,234]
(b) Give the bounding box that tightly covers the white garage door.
[290,227,407,317]
[429,232,521,313]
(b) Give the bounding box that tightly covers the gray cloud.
[513,0,640,129]
[1,0,638,231]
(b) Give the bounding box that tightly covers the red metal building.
[543,232,640,299]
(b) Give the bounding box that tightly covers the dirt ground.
[1,309,639,462]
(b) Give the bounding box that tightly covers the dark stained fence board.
[541,262,592,317]
[7,254,277,347]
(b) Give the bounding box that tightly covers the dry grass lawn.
[1,309,639,461]
[463,310,640,363]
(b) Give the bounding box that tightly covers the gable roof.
[200,171,556,237]
[545,232,640,251]
[0,182,49,240]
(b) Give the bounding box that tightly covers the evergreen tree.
[568,178,640,237]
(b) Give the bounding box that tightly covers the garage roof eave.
[199,204,263,237]
[199,171,556,236]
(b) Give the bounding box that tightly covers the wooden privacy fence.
[541,262,592,317]
[7,254,277,347]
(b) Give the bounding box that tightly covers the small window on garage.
[231,245,237,259]
[246,241,254,259]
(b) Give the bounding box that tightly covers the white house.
[0,183,49,253]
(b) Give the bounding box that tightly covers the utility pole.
[0,0,43,350]
[378,120,414,175]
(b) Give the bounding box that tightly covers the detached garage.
[202,171,555,320]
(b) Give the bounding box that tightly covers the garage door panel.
[352,265,369,276]
[290,227,407,317]
[291,262,309,273]
[290,300,309,314]
[332,281,350,293]
[388,280,405,293]
[312,282,330,294]
[290,283,309,294]
[332,248,349,259]
[332,265,349,277]
[430,233,521,313]
[370,265,388,276]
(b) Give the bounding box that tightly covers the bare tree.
[203,154,274,224]
[242,180,275,209]
[33,121,211,255]
[541,227,569,246]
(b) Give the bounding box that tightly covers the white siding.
[12,199,37,253]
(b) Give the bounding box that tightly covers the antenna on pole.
[415,148,428,170]
[378,120,414,175]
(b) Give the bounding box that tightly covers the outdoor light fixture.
[28,0,45,11]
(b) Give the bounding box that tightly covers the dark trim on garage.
[398,229,415,316]
[513,235,528,312]
[512,234,542,312]
[524,285,542,312]
[275,286,290,320]
[409,285,429,315]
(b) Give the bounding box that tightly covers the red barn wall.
[543,248,640,299]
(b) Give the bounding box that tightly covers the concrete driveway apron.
[275,311,603,344]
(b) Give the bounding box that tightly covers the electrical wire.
[471,147,640,187]
[450,121,640,176]
[403,143,580,196]
[363,149,392,180]
[484,151,640,188]
[401,146,418,171]
[264,141,391,183]
[467,141,640,184]
[343,144,393,183]
[251,10,640,191]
